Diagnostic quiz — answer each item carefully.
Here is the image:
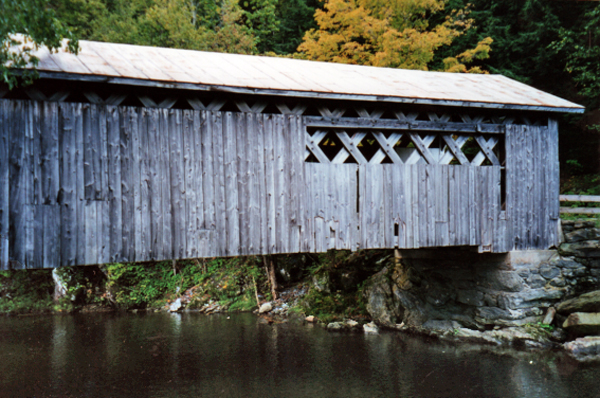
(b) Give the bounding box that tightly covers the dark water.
[1,313,599,398]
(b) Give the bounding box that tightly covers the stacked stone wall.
[364,220,600,330]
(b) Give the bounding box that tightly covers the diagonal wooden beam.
[441,134,470,165]
[158,97,177,109]
[305,130,330,164]
[337,131,368,164]
[408,133,436,164]
[372,132,403,164]
[277,103,307,115]
[332,148,351,164]
[104,94,127,106]
[474,135,500,166]
[355,107,384,119]
[394,111,419,121]
[318,106,346,118]
[428,112,451,122]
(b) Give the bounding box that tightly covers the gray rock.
[456,290,485,307]
[557,290,600,314]
[258,302,272,314]
[550,328,568,342]
[305,315,316,323]
[346,319,359,328]
[52,268,69,301]
[312,273,331,293]
[422,320,462,332]
[562,266,588,278]
[564,228,600,243]
[479,270,525,292]
[526,274,547,289]
[497,288,564,310]
[549,277,566,287]
[552,256,583,269]
[363,322,379,334]
[540,264,561,280]
[327,322,345,331]
[169,298,182,312]
[564,337,600,361]
[542,307,556,325]
[363,267,405,327]
[475,306,543,326]
[560,240,600,258]
[563,312,600,336]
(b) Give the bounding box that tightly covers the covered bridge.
[0,39,584,270]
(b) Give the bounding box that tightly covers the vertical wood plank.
[255,114,268,255]
[224,111,240,255]
[141,108,153,261]
[547,120,560,247]
[212,111,227,256]
[183,110,197,258]
[160,108,173,260]
[169,109,186,259]
[107,106,122,262]
[201,111,216,230]
[274,115,288,254]
[0,101,9,268]
[264,115,277,254]
[59,104,76,265]
[120,107,135,262]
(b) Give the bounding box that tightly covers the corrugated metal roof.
[14,37,584,113]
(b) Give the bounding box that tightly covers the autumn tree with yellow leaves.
[297,0,492,72]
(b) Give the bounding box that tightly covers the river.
[1,312,599,397]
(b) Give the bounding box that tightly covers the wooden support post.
[264,256,278,300]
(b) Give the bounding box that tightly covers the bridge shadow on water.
[0,312,598,398]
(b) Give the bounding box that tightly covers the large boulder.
[557,290,600,314]
[562,312,600,336]
[564,337,600,361]
[564,228,600,243]
[559,240,600,258]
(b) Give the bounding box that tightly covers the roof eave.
[33,71,586,114]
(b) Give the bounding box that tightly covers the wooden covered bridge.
[0,39,584,270]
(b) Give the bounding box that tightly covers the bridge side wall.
[0,99,560,269]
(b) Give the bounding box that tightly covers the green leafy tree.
[1,0,78,88]
[265,0,318,54]
[52,0,258,54]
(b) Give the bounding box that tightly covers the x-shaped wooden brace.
[235,100,267,113]
[276,103,307,115]
[472,136,500,166]
[440,135,470,165]
[371,132,403,164]
[25,88,70,102]
[406,134,436,164]
[318,106,346,118]
[305,130,370,164]
[305,130,330,163]
[333,131,368,164]
[83,91,127,106]
[187,97,226,111]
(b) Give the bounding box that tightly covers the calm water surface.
[1,312,599,398]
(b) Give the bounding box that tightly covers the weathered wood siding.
[505,123,560,250]
[0,99,559,269]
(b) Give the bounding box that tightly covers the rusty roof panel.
[15,37,584,113]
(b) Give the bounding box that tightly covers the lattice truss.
[2,85,546,127]
[305,128,503,166]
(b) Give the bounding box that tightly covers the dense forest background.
[3,0,600,192]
